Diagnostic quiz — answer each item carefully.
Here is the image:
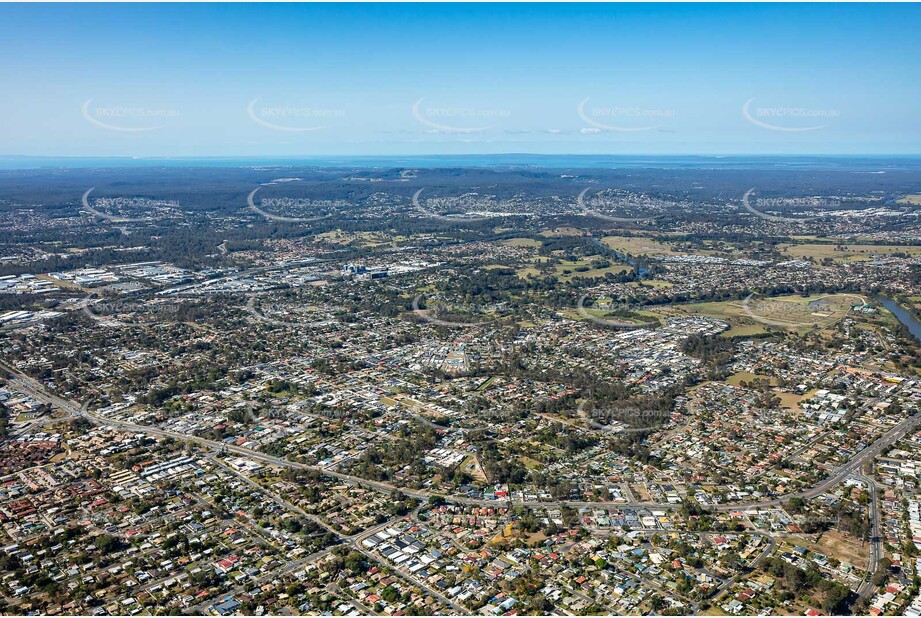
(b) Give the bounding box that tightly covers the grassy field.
[778,242,921,263]
[502,237,542,247]
[724,373,809,412]
[559,297,656,326]
[476,376,497,391]
[787,235,825,241]
[726,372,777,386]
[898,194,921,205]
[775,390,815,411]
[515,255,631,280]
[553,258,631,281]
[460,455,488,483]
[630,484,652,502]
[520,455,543,470]
[601,235,679,256]
[603,234,755,258]
[314,229,408,248]
[720,323,769,338]
[515,267,541,278]
[789,530,869,571]
[540,226,586,237]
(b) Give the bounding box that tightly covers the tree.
[93,534,121,554]
[345,551,365,575]
[872,557,892,586]
[381,585,399,603]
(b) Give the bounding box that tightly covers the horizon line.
[4,153,921,160]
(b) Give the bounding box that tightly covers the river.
[876,296,921,343]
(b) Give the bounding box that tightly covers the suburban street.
[4,361,915,518]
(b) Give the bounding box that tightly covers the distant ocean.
[2,154,921,171]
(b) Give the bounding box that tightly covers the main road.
[3,361,918,517]
[856,474,883,598]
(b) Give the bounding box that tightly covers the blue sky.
[1,3,919,157]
